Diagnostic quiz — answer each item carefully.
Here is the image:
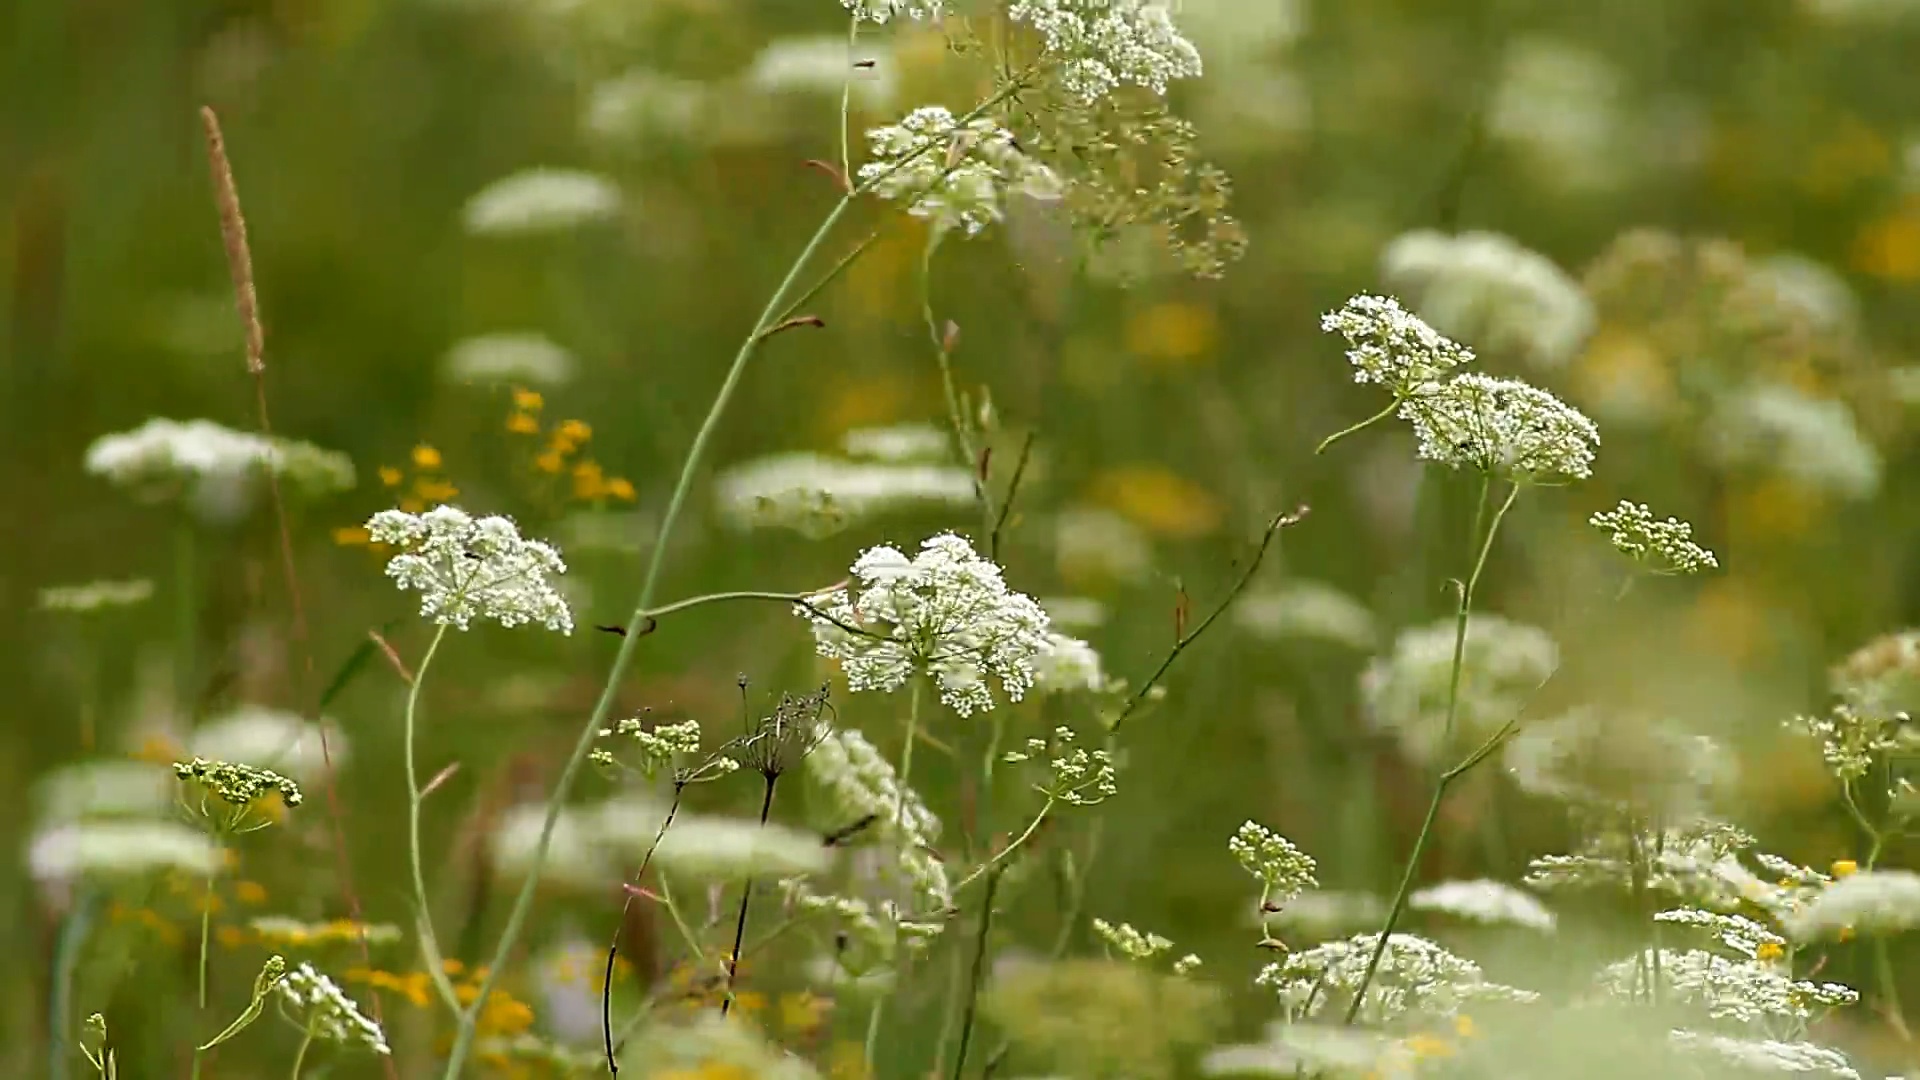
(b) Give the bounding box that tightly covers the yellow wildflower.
[512,387,544,412]
[1089,464,1223,539]
[506,411,540,435]
[1453,1014,1477,1038]
[553,419,592,450]
[778,991,831,1035]
[216,925,249,949]
[332,526,371,546]
[533,449,566,475]
[413,478,460,504]
[1404,1034,1456,1060]
[379,466,404,487]
[1757,941,1786,962]
[1833,860,1859,878]
[606,477,637,501]
[234,880,268,905]
[572,460,607,501]
[1125,301,1219,369]
[411,445,443,470]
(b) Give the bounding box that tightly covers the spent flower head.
[366,505,572,633]
[1321,295,1476,399]
[1009,0,1204,100]
[808,727,949,909]
[1668,1031,1859,1080]
[858,107,1061,238]
[1258,932,1537,1024]
[1787,702,1918,783]
[275,962,391,1054]
[1589,501,1718,574]
[1230,820,1319,902]
[1092,917,1173,961]
[174,757,304,816]
[730,684,833,778]
[1399,372,1600,482]
[800,532,1050,716]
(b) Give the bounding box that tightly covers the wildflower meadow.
[16,1,1920,1078]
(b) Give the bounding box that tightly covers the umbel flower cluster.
[858,107,1061,237]
[800,532,1050,716]
[1322,295,1599,482]
[274,962,390,1055]
[1589,500,1718,574]
[366,506,573,633]
[1008,0,1204,99]
[174,757,304,809]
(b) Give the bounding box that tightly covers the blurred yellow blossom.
[818,372,913,437]
[1089,464,1223,539]
[1833,859,1859,878]
[1797,116,1891,199]
[412,444,443,470]
[1852,200,1920,281]
[378,466,403,487]
[1125,301,1219,368]
[506,411,540,435]
[1728,477,1823,542]
[512,387,544,412]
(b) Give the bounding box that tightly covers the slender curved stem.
[719,775,778,1016]
[1314,399,1399,456]
[867,680,924,1073]
[602,785,683,1074]
[952,798,1053,894]
[1343,480,1518,1025]
[443,73,1046,1080]
[404,624,461,1014]
[839,15,859,184]
[921,236,989,522]
[188,862,217,1080]
[287,1014,318,1080]
[950,866,1004,1079]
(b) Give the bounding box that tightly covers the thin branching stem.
[950,864,1005,1080]
[603,783,685,1074]
[952,798,1053,894]
[404,624,462,1013]
[1343,480,1519,1025]
[720,775,779,1017]
[1314,399,1400,455]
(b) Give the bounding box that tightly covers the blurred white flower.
[1055,506,1153,584]
[809,726,949,908]
[1258,932,1537,1024]
[1321,294,1475,398]
[492,802,610,890]
[1232,579,1376,650]
[462,168,621,236]
[1091,918,1173,960]
[1706,383,1881,499]
[800,533,1050,716]
[1400,373,1600,481]
[1753,253,1858,335]
[1363,615,1558,765]
[1668,1031,1858,1080]
[367,506,573,633]
[1786,702,1919,783]
[842,422,951,464]
[1655,908,1785,960]
[276,963,391,1055]
[859,106,1061,237]
[1504,708,1732,816]
[1380,230,1595,371]
[748,35,895,108]
[38,579,155,613]
[1595,948,1855,1023]
[85,418,354,524]
[1409,879,1556,931]
[1031,632,1112,695]
[843,0,943,22]
[34,760,175,824]
[190,704,345,785]
[650,816,831,882]
[1009,0,1203,99]
[1802,0,1920,22]
[1786,869,1920,941]
[1202,1022,1405,1079]
[584,69,708,144]
[1262,890,1387,942]
[1488,38,1628,192]
[29,820,222,883]
[713,451,974,538]
[1040,596,1107,629]
[442,332,577,387]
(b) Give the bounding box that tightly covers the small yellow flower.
[379,466,404,487]
[778,991,831,1035]
[332,526,371,546]
[1757,941,1786,962]
[234,880,268,905]
[533,449,566,475]
[399,496,425,513]
[1124,300,1219,369]
[216,925,249,949]
[554,419,592,448]
[442,958,466,976]
[729,990,767,1016]
[1833,859,1859,878]
[1453,1014,1477,1039]
[1089,464,1224,540]
[413,478,460,504]
[1404,1034,1456,1060]
[572,460,607,501]
[506,411,540,435]
[411,445,443,470]
[606,477,637,501]
[512,387,544,412]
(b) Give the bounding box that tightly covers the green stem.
[405,624,461,1014]
[442,74,1045,1080]
[288,1014,318,1080]
[1314,399,1400,456]
[719,775,778,1017]
[921,236,992,528]
[174,517,197,715]
[949,865,1004,1080]
[951,798,1053,893]
[1343,480,1518,1025]
[867,680,924,1074]
[191,858,218,1080]
[839,14,859,184]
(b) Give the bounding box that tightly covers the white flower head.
[1321,294,1475,398]
[1232,579,1377,650]
[713,451,974,538]
[808,727,948,909]
[842,0,943,23]
[749,35,896,108]
[38,579,155,614]
[491,803,609,891]
[1006,725,1117,805]
[462,168,621,236]
[1785,869,1920,942]
[858,106,1061,237]
[800,533,1049,716]
[35,760,174,824]
[366,506,572,633]
[1399,373,1600,482]
[1786,702,1919,783]
[842,422,952,464]
[1655,908,1786,960]
[1668,1031,1859,1080]
[1010,0,1203,99]
[190,704,346,785]
[1589,500,1718,574]
[1230,820,1318,903]
[275,963,391,1055]
[442,332,577,387]
[1381,229,1595,371]
[85,418,353,524]
[1409,879,1556,931]
[1363,615,1558,765]
[29,820,222,884]
[1257,932,1537,1024]
[1031,633,1113,695]
[1596,948,1856,1024]
[1706,383,1881,499]
[650,816,831,882]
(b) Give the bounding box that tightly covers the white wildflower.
[592,717,729,780]
[650,816,831,882]
[442,332,577,387]
[1525,821,1757,909]
[85,418,354,523]
[808,727,949,908]
[1787,703,1918,782]
[1008,726,1117,805]
[1595,948,1856,1024]
[1230,821,1318,902]
[1040,596,1108,630]
[1009,0,1203,99]
[1487,38,1628,192]
[1409,879,1556,931]
[1092,917,1172,960]
[491,802,610,891]
[1202,1022,1407,1079]
[1173,954,1203,976]
[29,820,222,884]
[1589,500,1718,574]
[800,533,1049,716]
[1669,1031,1859,1079]
[584,69,708,144]
[1754,253,1859,335]
[38,579,155,613]
[366,506,572,633]
[1232,579,1376,650]
[34,761,174,824]
[842,422,951,464]
[842,0,943,23]
[1381,229,1595,371]
[1656,908,1786,960]
[1055,506,1153,584]
[748,35,895,108]
[1031,633,1112,695]
[1261,890,1387,941]
[1362,615,1557,765]
[857,106,1061,237]
[275,963,391,1055]
[1258,932,1537,1024]
[462,168,621,236]
[1706,384,1881,499]
[1399,373,1600,481]
[713,451,974,538]
[1785,870,1920,941]
[1321,294,1475,398]
[1504,707,1733,815]
[190,704,346,785]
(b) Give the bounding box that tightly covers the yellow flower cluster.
[508,388,636,503]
